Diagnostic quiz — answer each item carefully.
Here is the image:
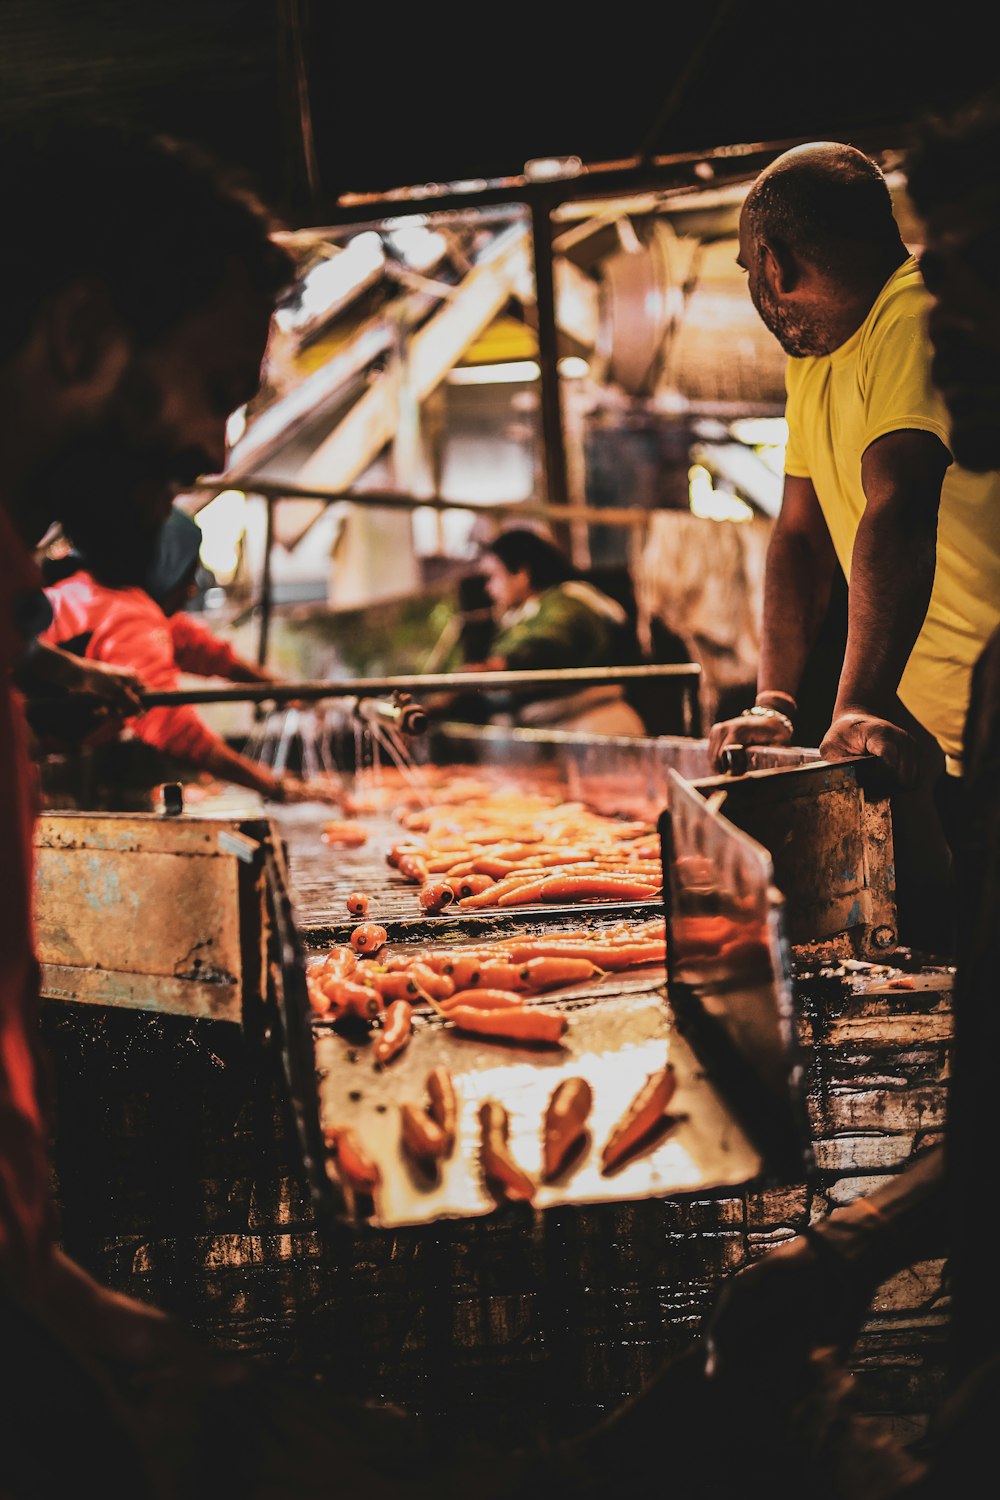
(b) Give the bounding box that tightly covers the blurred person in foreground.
[449,527,647,735]
[36,503,338,807]
[0,118,449,1500]
[705,140,1000,923]
[537,95,1000,1500]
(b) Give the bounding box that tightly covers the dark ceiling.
[1,0,996,226]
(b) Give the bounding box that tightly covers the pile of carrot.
[308,918,665,1011]
[384,787,663,914]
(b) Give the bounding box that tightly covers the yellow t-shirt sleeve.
[783,372,808,477]
[858,296,953,451]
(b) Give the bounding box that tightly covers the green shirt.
[493,580,630,671]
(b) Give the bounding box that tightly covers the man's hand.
[21,640,144,716]
[63,656,145,716]
[819,711,919,786]
[707,708,794,770]
[704,1233,874,1382]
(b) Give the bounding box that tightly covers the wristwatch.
[739,704,795,736]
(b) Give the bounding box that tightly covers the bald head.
[737,141,909,357]
[743,141,905,284]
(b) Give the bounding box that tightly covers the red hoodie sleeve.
[87,596,223,763]
[169,612,245,678]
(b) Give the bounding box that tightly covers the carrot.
[318,944,357,974]
[454,961,530,992]
[424,850,474,873]
[479,1101,536,1203]
[503,939,664,969]
[395,853,430,883]
[419,880,457,914]
[535,875,663,903]
[600,1063,678,1173]
[469,857,521,879]
[373,999,413,1066]
[307,976,333,1016]
[455,873,546,909]
[542,1077,593,1179]
[366,969,417,1002]
[406,963,455,1001]
[319,977,383,1020]
[346,891,370,917]
[426,1066,457,1154]
[400,1101,449,1166]
[321,822,368,847]
[582,942,666,970]
[387,843,421,868]
[385,949,446,973]
[517,956,605,990]
[443,953,500,989]
[453,874,496,900]
[445,1006,568,1045]
[324,1126,381,1193]
[350,922,388,955]
[438,989,526,1013]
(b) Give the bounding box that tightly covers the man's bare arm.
[820,429,948,783]
[708,475,837,766]
[756,474,839,694]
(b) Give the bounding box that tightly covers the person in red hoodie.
[40,505,339,806]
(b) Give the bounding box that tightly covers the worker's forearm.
[810,1145,948,1285]
[200,739,282,799]
[227,660,276,685]
[834,503,937,717]
[756,526,834,696]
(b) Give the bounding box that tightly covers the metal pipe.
[187,476,674,530]
[125,661,700,708]
[530,196,569,521]
[257,493,276,667]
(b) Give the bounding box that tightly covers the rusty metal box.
[33,809,279,1027]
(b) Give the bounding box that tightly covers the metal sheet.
[33,811,273,1024]
[38,962,241,1022]
[697,757,898,956]
[661,769,812,1180]
[313,970,762,1229]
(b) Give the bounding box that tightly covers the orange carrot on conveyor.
[400,1101,450,1166]
[426,1066,458,1155]
[373,999,413,1066]
[445,1006,568,1045]
[542,1077,593,1180]
[479,1100,536,1203]
[437,988,526,1013]
[517,956,606,990]
[600,1063,678,1173]
[350,922,388,955]
[324,1126,381,1193]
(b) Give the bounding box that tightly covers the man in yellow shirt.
[707,142,1000,813]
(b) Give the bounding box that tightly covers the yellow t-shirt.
[784,255,1000,772]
